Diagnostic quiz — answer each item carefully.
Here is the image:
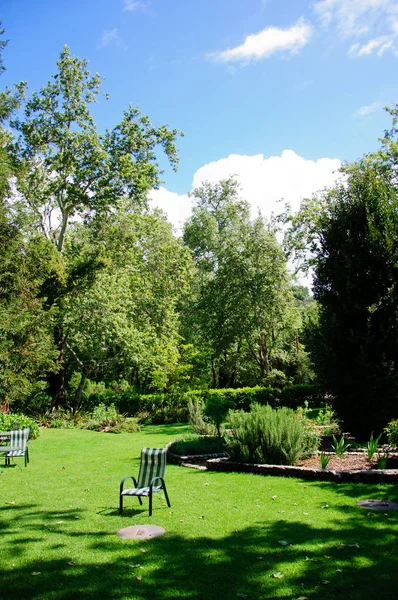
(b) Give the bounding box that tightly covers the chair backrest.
[10,427,30,450]
[136,447,167,488]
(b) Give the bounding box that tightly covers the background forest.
[1,30,398,440]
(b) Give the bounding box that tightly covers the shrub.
[85,403,122,431]
[384,419,398,447]
[204,395,235,437]
[226,404,319,465]
[136,404,188,425]
[107,420,141,434]
[279,384,324,409]
[188,399,214,435]
[169,434,225,456]
[0,412,40,439]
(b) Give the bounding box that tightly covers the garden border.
[206,457,398,483]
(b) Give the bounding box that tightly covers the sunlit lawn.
[0,425,397,599]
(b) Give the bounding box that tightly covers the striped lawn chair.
[7,428,30,469]
[120,447,171,516]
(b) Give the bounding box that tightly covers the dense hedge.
[0,412,40,439]
[84,384,324,423]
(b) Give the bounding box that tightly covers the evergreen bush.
[226,403,318,465]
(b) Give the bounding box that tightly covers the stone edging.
[206,457,398,483]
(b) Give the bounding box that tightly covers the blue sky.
[2,0,398,229]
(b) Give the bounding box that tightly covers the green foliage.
[279,384,324,409]
[0,207,57,406]
[319,452,332,469]
[4,45,183,408]
[384,419,398,446]
[314,404,337,426]
[226,404,318,465]
[331,435,351,458]
[169,434,225,455]
[0,411,39,439]
[182,178,298,388]
[84,403,122,431]
[187,399,214,435]
[285,107,398,438]
[377,448,390,469]
[366,432,383,460]
[136,405,188,425]
[193,386,281,411]
[204,394,235,436]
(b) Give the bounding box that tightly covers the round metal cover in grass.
[357,500,398,510]
[117,525,166,539]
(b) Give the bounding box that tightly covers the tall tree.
[7,45,182,406]
[285,105,398,438]
[62,204,193,405]
[183,178,297,387]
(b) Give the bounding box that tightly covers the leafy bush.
[188,399,214,435]
[384,419,398,447]
[0,412,40,439]
[136,404,188,425]
[169,434,225,456]
[226,404,319,465]
[204,395,235,436]
[279,384,324,409]
[106,420,141,434]
[85,404,122,431]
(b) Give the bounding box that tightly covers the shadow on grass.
[0,500,397,600]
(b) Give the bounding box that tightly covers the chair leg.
[12,457,22,471]
[163,482,171,508]
[149,491,153,517]
[120,495,123,515]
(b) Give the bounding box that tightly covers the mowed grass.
[0,425,397,600]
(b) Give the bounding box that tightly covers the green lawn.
[1,425,397,600]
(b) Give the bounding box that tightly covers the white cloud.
[150,151,341,232]
[314,0,398,56]
[209,20,312,64]
[354,101,384,117]
[123,0,146,12]
[149,188,192,232]
[99,28,127,50]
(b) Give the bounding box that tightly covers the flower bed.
[206,454,398,483]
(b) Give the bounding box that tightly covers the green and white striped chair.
[120,447,171,516]
[7,427,30,469]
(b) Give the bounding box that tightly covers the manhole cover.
[357,500,398,510]
[117,525,166,539]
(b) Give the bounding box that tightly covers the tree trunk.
[259,331,270,379]
[73,367,90,412]
[49,326,66,408]
[211,355,217,388]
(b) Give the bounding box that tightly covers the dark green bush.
[80,385,323,424]
[169,434,226,456]
[384,419,398,446]
[280,384,324,409]
[0,412,40,439]
[226,404,319,465]
[204,394,235,436]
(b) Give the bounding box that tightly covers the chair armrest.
[120,476,138,493]
[149,476,165,491]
